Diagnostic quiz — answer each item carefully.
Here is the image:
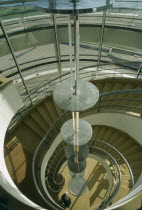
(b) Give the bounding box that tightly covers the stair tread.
[30,109,48,132]
[36,105,52,128]
[112,185,130,204]
[23,116,45,138]
[14,123,42,153]
[44,97,59,122]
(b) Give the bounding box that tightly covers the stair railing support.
[0,21,33,105]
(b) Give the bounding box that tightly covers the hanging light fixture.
[36,0,114,196]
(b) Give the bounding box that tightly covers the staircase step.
[112,185,130,204]
[105,82,125,102]
[103,127,116,141]
[126,151,142,161]
[36,105,51,127]
[13,123,42,153]
[121,180,131,188]
[118,139,134,153]
[110,83,137,105]
[121,175,131,182]
[91,80,104,93]
[44,96,59,122]
[92,126,101,139]
[30,109,49,132]
[97,126,108,140]
[130,160,142,169]
[121,143,141,156]
[131,169,142,180]
[102,82,115,93]
[110,134,126,148]
[23,116,45,138]
[106,131,122,148]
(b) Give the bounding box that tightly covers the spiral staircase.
[1,76,142,210]
[1,3,142,209]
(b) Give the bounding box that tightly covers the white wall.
[0,83,45,210]
[83,112,142,145]
[83,112,142,209]
[40,133,63,209]
[2,89,141,210]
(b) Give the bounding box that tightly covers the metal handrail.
[32,112,70,210]
[2,12,142,35]
[0,10,141,210]
[32,87,141,165]
[32,111,70,209]
[22,62,140,103]
[20,62,137,102]
[44,144,121,209]
[46,155,66,193]
[89,146,121,210]
[46,147,65,192]
[53,156,66,186]
[101,89,142,97]
[91,140,134,187]
[2,56,140,78]
[46,140,134,190]
[32,90,139,209]
[5,58,140,119]
[9,86,142,131]
[32,168,60,210]
[32,86,142,168]
[1,57,139,78]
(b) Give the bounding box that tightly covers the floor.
[55,158,110,210]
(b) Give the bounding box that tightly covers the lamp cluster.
[53,15,99,195]
[36,0,114,196]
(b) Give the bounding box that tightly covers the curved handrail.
[32,88,142,155]
[53,156,66,186]
[47,138,134,190]
[22,63,141,104]
[32,105,137,210]
[31,89,141,209]
[1,11,142,210]
[32,111,70,209]
[49,140,134,190]
[46,147,65,192]
[47,147,65,178]
[2,57,139,78]
[91,140,134,187]
[5,60,140,112]
[3,57,139,79]
[44,144,121,209]
[101,89,142,97]
[46,156,66,193]
[2,12,142,35]
[89,146,122,210]
[32,90,141,177]
[9,86,142,130]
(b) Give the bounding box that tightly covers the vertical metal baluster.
[137,63,142,79]
[0,21,33,105]
[96,0,109,78]
[113,64,117,78]
[74,14,80,95]
[52,14,62,81]
[68,15,74,90]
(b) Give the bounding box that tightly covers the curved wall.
[40,111,142,209]
[0,81,45,210]
[83,112,142,145]
[83,112,142,209]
